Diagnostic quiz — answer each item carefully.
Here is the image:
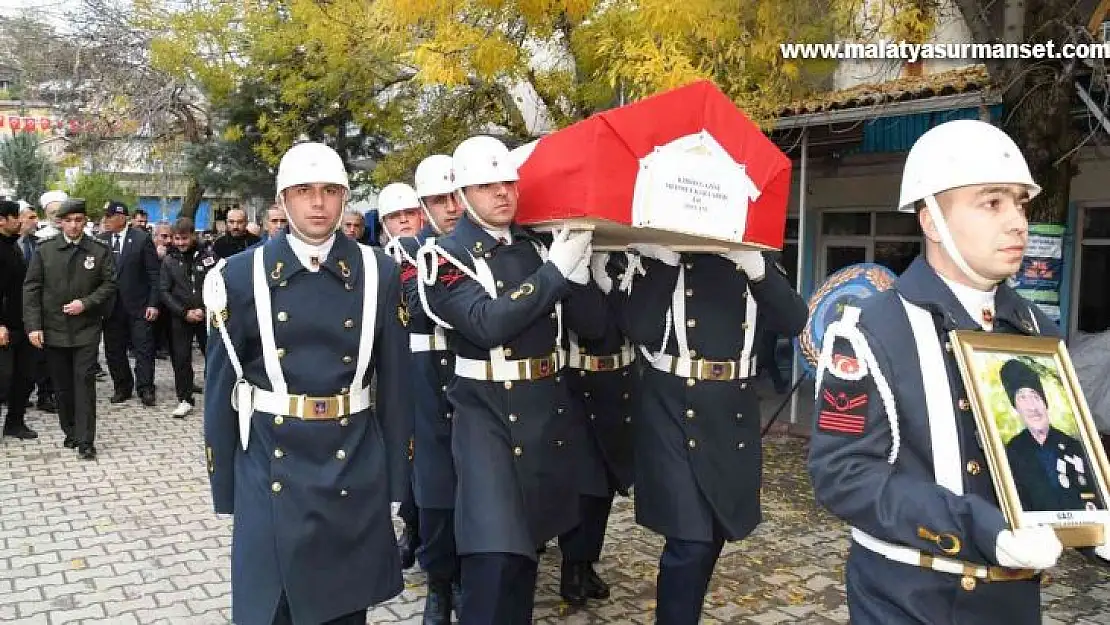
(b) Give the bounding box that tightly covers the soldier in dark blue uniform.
[395,154,466,624]
[379,180,427,572]
[611,239,806,623]
[806,119,1110,625]
[203,142,413,625]
[418,135,604,624]
[556,251,637,608]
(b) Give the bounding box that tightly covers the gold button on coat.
[339,417,350,427]
[336,450,347,460]
[274,449,284,458]
[958,399,970,411]
[686,379,695,387]
[271,482,282,493]
[504,381,513,390]
[340,489,349,497]
[961,576,976,591]
[277,311,288,322]
[509,414,518,422]
[342,355,353,364]
[273,416,284,425]
[276,348,286,358]
[344,319,354,328]
[688,439,697,448]
[685,409,695,419]
[966,460,981,475]
[686,319,696,328]
[513,446,523,457]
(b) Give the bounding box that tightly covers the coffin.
[510,80,792,252]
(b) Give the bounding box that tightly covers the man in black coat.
[98,201,161,406]
[1001,358,1100,512]
[160,217,217,418]
[0,200,38,439]
[23,199,116,459]
[211,208,260,259]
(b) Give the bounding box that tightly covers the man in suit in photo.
[98,201,162,406]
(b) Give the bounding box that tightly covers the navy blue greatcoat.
[807,257,1060,624]
[399,225,457,510]
[204,232,413,625]
[421,215,607,559]
[614,252,807,543]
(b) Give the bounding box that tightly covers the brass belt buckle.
[530,356,555,379]
[301,395,341,419]
[701,360,734,381]
[594,356,617,371]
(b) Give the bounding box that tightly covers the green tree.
[951,0,1107,224]
[65,171,139,221]
[0,132,54,204]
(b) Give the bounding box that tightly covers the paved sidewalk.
[1,359,1108,624]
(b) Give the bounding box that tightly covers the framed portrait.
[949,331,1110,547]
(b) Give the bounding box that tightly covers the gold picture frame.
[949,331,1110,547]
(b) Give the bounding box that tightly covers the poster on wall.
[1011,223,1065,324]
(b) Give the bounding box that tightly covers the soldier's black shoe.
[583,563,610,600]
[140,391,156,407]
[559,560,588,608]
[110,390,132,403]
[63,436,78,449]
[3,426,39,440]
[422,580,453,625]
[78,445,96,460]
[397,526,417,570]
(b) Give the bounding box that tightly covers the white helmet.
[415,154,457,197]
[275,142,349,199]
[40,190,68,209]
[378,182,421,219]
[451,135,518,188]
[897,119,1040,213]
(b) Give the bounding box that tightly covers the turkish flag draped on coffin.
[509,80,792,251]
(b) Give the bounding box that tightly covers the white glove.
[720,250,766,281]
[590,252,613,293]
[1095,543,1110,561]
[390,501,401,517]
[567,243,591,285]
[629,243,679,267]
[994,526,1063,569]
[547,227,593,278]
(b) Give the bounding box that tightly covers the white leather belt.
[250,385,373,419]
[410,332,448,353]
[851,527,1036,582]
[648,353,753,381]
[455,351,565,382]
[569,344,636,372]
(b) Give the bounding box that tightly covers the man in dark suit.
[211,208,260,258]
[16,205,56,413]
[0,200,38,439]
[98,201,161,406]
[1001,358,1099,512]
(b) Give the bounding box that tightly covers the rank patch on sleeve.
[818,388,868,435]
[399,263,418,284]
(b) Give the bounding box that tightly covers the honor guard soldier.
[417,135,605,624]
[202,142,414,625]
[806,119,1110,624]
[23,199,116,459]
[396,154,466,624]
[378,181,425,571]
[555,251,637,609]
[612,238,806,623]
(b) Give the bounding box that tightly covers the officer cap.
[104,200,129,217]
[0,199,18,218]
[56,198,88,218]
[1000,359,1046,407]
